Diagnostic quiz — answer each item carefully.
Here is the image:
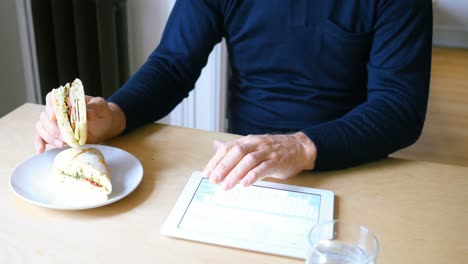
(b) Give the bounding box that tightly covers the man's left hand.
[203,132,317,190]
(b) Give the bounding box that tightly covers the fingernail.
[240,178,249,187]
[223,182,231,190]
[210,174,221,183]
[208,174,215,182]
[223,183,232,191]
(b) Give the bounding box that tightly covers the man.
[35,0,433,190]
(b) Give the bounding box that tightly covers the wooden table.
[1,103,467,264]
[393,47,468,167]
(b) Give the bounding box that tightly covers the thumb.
[87,96,107,108]
[85,95,94,104]
[86,97,107,120]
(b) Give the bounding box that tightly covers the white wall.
[433,0,468,48]
[0,0,28,117]
[127,0,175,73]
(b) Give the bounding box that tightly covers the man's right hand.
[34,93,126,153]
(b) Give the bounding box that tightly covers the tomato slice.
[66,95,75,131]
[85,179,101,187]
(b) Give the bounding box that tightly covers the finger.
[203,136,256,180]
[34,134,46,154]
[213,139,224,150]
[40,110,62,141]
[239,160,273,187]
[210,143,255,185]
[87,96,106,109]
[45,92,56,122]
[202,140,226,178]
[203,140,234,179]
[86,97,107,119]
[86,107,98,121]
[221,150,265,190]
[203,137,246,178]
[204,141,241,180]
[85,95,94,104]
[35,121,64,148]
[237,134,265,145]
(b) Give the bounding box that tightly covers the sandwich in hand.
[52,147,112,203]
[51,78,87,148]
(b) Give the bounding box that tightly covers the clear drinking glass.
[305,220,379,264]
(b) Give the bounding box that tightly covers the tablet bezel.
[160,171,334,259]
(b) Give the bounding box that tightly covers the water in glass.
[306,239,373,264]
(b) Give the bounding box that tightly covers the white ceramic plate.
[9,144,143,210]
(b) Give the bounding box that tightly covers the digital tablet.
[160,171,334,259]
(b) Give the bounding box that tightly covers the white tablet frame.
[160,171,334,259]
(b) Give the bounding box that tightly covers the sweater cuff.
[107,94,139,134]
[301,122,348,171]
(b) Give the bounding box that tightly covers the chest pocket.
[321,19,372,65]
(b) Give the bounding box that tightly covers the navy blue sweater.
[108,0,432,170]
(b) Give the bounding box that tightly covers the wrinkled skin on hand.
[203,132,316,190]
[34,93,125,153]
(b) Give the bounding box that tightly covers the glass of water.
[306,220,379,264]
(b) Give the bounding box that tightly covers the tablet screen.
[161,172,334,259]
[179,177,321,247]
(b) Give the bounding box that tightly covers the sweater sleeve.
[303,1,433,170]
[108,0,223,132]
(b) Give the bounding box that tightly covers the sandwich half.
[53,147,112,202]
[51,78,87,148]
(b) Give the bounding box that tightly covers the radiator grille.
[31,0,129,100]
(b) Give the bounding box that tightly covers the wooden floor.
[392,47,468,167]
